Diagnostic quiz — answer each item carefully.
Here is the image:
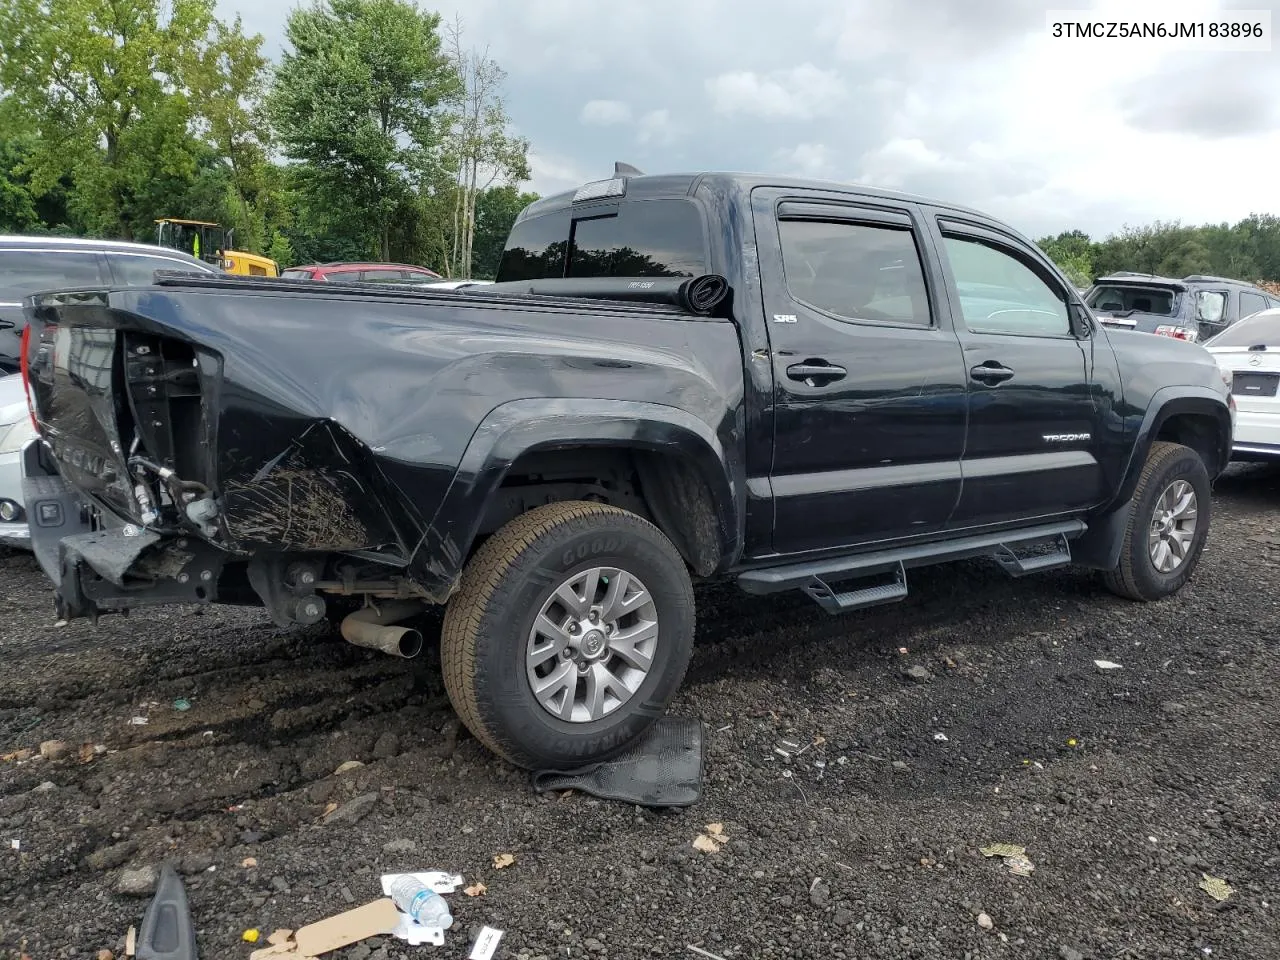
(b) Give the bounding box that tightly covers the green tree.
[0,0,220,237]
[188,16,275,253]
[441,19,530,278]
[268,0,458,261]
[471,185,538,279]
[1036,229,1095,287]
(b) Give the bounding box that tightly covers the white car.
[0,372,37,547]
[1205,307,1280,461]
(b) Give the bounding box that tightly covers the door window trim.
[774,200,940,331]
[936,218,1085,340]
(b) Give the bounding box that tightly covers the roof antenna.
[614,161,644,177]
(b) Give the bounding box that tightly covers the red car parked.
[280,262,442,283]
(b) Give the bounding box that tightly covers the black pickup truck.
[19,170,1234,769]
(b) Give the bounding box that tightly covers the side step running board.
[738,520,1086,614]
[992,533,1074,577]
[803,562,908,614]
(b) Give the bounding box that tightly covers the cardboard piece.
[249,944,297,960]
[293,898,400,957]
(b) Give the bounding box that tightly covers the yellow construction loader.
[155,219,279,277]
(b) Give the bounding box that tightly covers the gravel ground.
[3,466,1280,960]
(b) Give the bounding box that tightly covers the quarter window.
[1196,291,1226,323]
[1240,291,1268,320]
[778,219,932,326]
[942,236,1069,336]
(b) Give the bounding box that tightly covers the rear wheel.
[441,501,695,769]
[1103,441,1211,601]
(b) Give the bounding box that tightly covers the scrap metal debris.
[981,843,1036,877]
[1200,874,1235,902]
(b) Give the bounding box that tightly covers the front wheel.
[1103,441,1211,601]
[440,502,695,769]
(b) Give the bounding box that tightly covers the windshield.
[1086,284,1178,316]
[1206,308,1280,348]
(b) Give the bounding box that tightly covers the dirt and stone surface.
[3,467,1280,959]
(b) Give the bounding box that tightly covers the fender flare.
[1073,386,1231,571]
[407,398,743,599]
[1122,386,1232,500]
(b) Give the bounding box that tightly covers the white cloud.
[856,138,958,191]
[580,99,632,125]
[637,108,676,145]
[705,63,846,120]
[774,143,835,179]
[526,150,589,197]
[217,0,1280,239]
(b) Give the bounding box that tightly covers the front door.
[754,189,969,556]
[929,215,1111,529]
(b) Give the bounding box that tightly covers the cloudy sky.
[219,0,1279,240]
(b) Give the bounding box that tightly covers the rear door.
[753,188,968,555]
[0,247,109,374]
[930,215,1112,529]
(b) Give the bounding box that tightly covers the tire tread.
[1103,441,1202,601]
[441,501,691,767]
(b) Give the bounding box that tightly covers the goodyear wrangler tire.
[440,501,695,769]
[1103,441,1211,602]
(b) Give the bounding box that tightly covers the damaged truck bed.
[20,170,1233,769]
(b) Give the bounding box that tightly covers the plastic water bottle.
[389,875,453,930]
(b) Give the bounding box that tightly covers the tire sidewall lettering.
[561,535,629,568]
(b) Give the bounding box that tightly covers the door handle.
[970,362,1014,385]
[787,361,847,385]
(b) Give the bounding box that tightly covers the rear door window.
[360,268,409,282]
[108,253,210,285]
[778,218,933,326]
[0,249,108,300]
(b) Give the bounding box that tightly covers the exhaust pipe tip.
[395,627,424,659]
[339,602,428,659]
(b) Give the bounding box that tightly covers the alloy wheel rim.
[525,566,659,723]
[1148,479,1198,574]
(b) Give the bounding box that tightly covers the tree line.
[1038,216,1280,292]
[0,0,536,277]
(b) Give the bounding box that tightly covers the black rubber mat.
[530,716,705,808]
